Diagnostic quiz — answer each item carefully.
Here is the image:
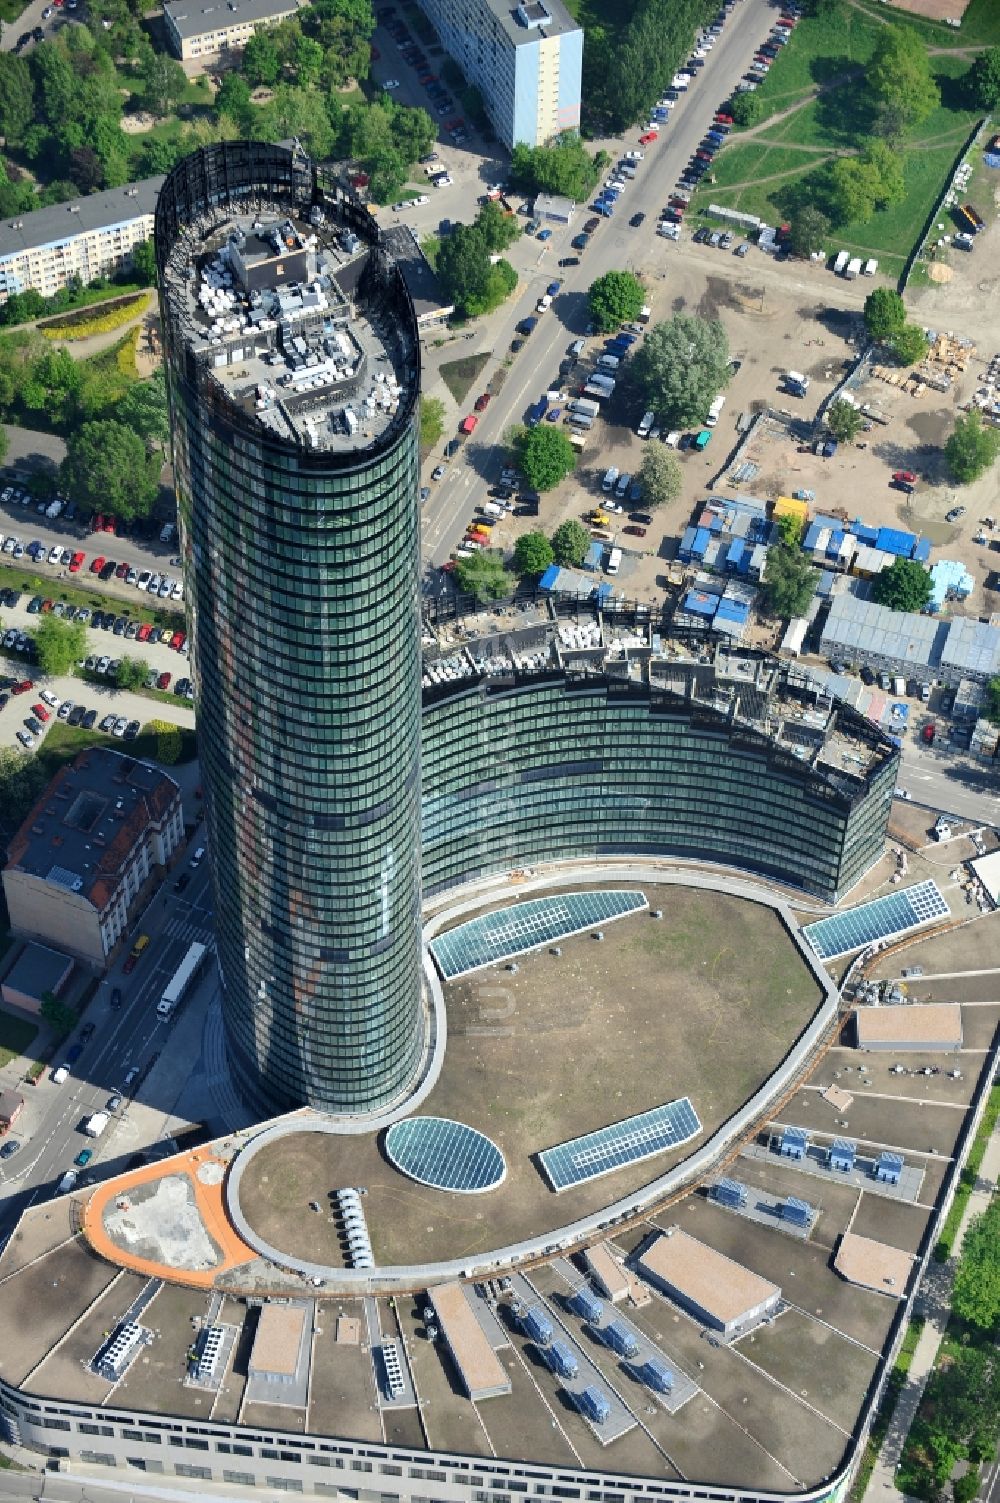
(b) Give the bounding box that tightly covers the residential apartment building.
[163,0,301,63]
[0,177,163,307]
[3,749,183,970]
[414,0,583,149]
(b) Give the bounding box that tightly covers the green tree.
[420,395,445,450]
[868,27,940,139]
[0,746,49,838]
[872,557,932,612]
[148,718,182,764]
[761,543,817,619]
[61,420,158,518]
[637,444,682,508]
[788,206,829,259]
[587,270,644,334]
[0,54,35,145]
[453,548,513,601]
[954,1470,981,1503]
[34,614,87,676]
[513,530,554,575]
[951,1200,1000,1331]
[242,28,282,86]
[436,223,517,318]
[968,46,1000,109]
[40,991,78,1036]
[365,144,407,205]
[509,133,604,201]
[129,239,157,287]
[516,425,577,492]
[777,513,804,547]
[826,398,863,443]
[551,518,590,567]
[214,70,253,128]
[293,33,324,85]
[116,656,150,692]
[863,287,906,341]
[629,313,730,428]
[139,48,187,116]
[475,200,520,253]
[889,323,929,367]
[945,409,1000,485]
[385,101,435,166]
[22,346,83,425]
[729,91,763,127]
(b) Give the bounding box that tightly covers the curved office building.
[156,143,423,1115]
[420,654,897,905]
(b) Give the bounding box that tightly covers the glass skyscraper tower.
[156,143,424,1115]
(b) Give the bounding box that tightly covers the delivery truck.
[84,1111,109,1138]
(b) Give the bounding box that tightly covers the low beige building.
[163,0,301,63]
[428,1283,511,1400]
[854,1003,963,1051]
[3,749,183,970]
[0,942,74,1014]
[834,1232,913,1298]
[635,1228,781,1336]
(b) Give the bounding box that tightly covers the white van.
[606,547,623,575]
[52,1065,69,1084]
[56,1170,78,1195]
[706,394,726,427]
[597,354,620,371]
[481,502,505,518]
[602,467,619,492]
[664,431,682,448]
[637,410,655,439]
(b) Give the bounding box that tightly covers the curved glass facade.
[156,144,424,1115]
[421,674,896,904]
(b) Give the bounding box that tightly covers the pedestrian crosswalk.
[165,913,214,946]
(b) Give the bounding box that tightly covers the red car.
[446,118,465,132]
[40,599,54,612]
[669,196,689,209]
[137,623,153,642]
[11,680,33,695]
[892,470,917,484]
[68,551,85,573]
[31,703,50,722]
[624,525,647,537]
[90,555,106,574]
[157,672,171,690]
[170,630,186,651]
[122,954,138,975]
[474,392,491,412]
[695,150,713,161]
[102,515,116,532]
[922,722,936,744]
[715,112,734,125]
[639,132,658,145]
[440,559,456,573]
[115,561,129,578]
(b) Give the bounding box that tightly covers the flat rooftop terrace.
[160,190,415,454]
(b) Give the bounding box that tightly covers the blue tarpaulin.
[583,542,604,572]
[851,523,879,545]
[539,565,560,590]
[803,522,823,550]
[912,537,931,562]
[827,529,845,556]
[692,527,711,557]
[682,590,717,617]
[876,526,917,557]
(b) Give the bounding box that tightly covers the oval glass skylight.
[384,1117,506,1193]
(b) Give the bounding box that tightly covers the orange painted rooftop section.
[80,1147,257,1288]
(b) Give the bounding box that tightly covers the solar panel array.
[540,1097,702,1193]
[803,880,949,961]
[384,1116,506,1194]
[430,889,648,979]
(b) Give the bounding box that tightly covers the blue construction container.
[578,1385,611,1424]
[682,590,717,618]
[803,522,823,551]
[851,522,879,545]
[571,1288,604,1324]
[912,537,931,562]
[539,565,560,590]
[544,1340,579,1379]
[692,527,711,557]
[876,526,916,557]
[593,582,613,605]
[679,525,698,561]
[726,539,746,572]
[827,529,845,556]
[604,1320,640,1358]
[643,1357,674,1394]
[523,1305,554,1345]
[583,541,604,572]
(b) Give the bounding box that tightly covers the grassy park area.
[689,4,985,277]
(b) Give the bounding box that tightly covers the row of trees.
[578,0,714,135]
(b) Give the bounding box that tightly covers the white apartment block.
[415,0,583,149]
[0,177,164,306]
[163,0,301,63]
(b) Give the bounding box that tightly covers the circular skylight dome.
[384,1117,506,1194]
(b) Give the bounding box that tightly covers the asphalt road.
[898,737,1000,825]
[395,0,777,571]
[0,0,80,51]
[0,848,213,1245]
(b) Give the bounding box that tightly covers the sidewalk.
[863,1123,1000,1501]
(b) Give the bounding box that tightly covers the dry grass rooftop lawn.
[239,886,822,1268]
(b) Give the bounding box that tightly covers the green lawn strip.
[0,282,149,334]
[0,564,184,631]
[849,1313,926,1503]
[935,1083,1000,1259]
[74,665,188,710]
[851,0,1000,49]
[439,353,490,405]
[0,1009,38,1070]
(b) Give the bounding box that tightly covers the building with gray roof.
[163,0,301,61]
[939,615,1000,682]
[819,590,1000,685]
[0,178,163,306]
[413,0,582,148]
